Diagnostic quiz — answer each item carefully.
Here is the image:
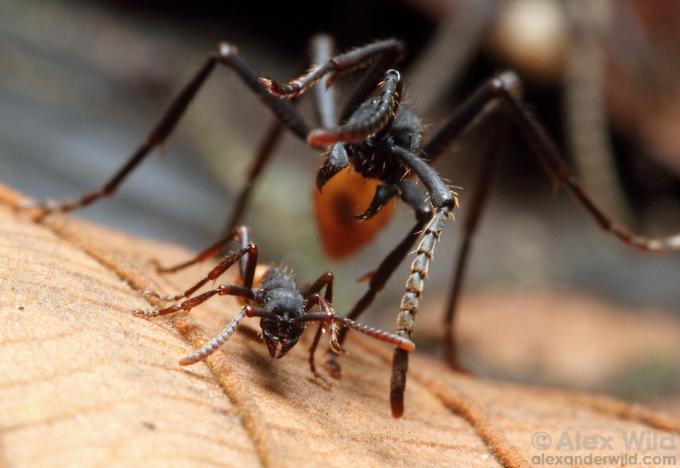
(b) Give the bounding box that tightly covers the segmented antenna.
[397,208,449,339]
[178,307,248,365]
[307,70,403,146]
[332,314,415,352]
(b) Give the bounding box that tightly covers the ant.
[20,35,680,418]
[134,225,414,386]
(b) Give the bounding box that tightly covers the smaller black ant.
[133,225,414,384]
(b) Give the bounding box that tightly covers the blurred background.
[1,0,678,408]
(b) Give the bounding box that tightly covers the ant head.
[258,288,306,359]
[260,315,305,359]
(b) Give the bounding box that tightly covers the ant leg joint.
[217,42,239,58]
[491,70,522,95]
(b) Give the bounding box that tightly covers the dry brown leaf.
[1,183,679,467]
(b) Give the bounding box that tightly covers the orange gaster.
[314,166,396,259]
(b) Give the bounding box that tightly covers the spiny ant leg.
[307,70,403,146]
[425,71,680,252]
[145,241,257,305]
[260,39,404,100]
[326,181,431,378]
[21,43,311,217]
[442,124,507,371]
[134,284,254,318]
[155,225,250,275]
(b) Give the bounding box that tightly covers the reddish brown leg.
[154,225,251,278]
[135,284,254,318]
[145,235,257,305]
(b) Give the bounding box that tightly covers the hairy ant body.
[134,225,414,385]
[21,35,680,418]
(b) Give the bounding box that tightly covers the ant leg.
[134,284,254,318]
[145,241,258,304]
[155,225,251,276]
[326,182,431,377]
[424,71,680,252]
[301,271,334,303]
[21,43,311,217]
[223,33,337,233]
[222,34,340,237]
[223,121,286,233]
[310,34,338,128]
[442,125,507,370]
[302,273,334,384]
[307,323,332,389]
[259,39,404,99]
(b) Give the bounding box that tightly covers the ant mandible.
[20,35,680,418]
[134,225,414,387]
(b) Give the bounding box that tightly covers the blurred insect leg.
[155,225,251,275]
[325,182,431,378]
[498,79,680,252]
[260,39,404,99]
[22,43,310,217]
[223,121,286,233]
[310,34,338,128]
[424,71,680,251]
[442,126,506,371]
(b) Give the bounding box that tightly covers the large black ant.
[134,225,414,385]
[20,35,680,418]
